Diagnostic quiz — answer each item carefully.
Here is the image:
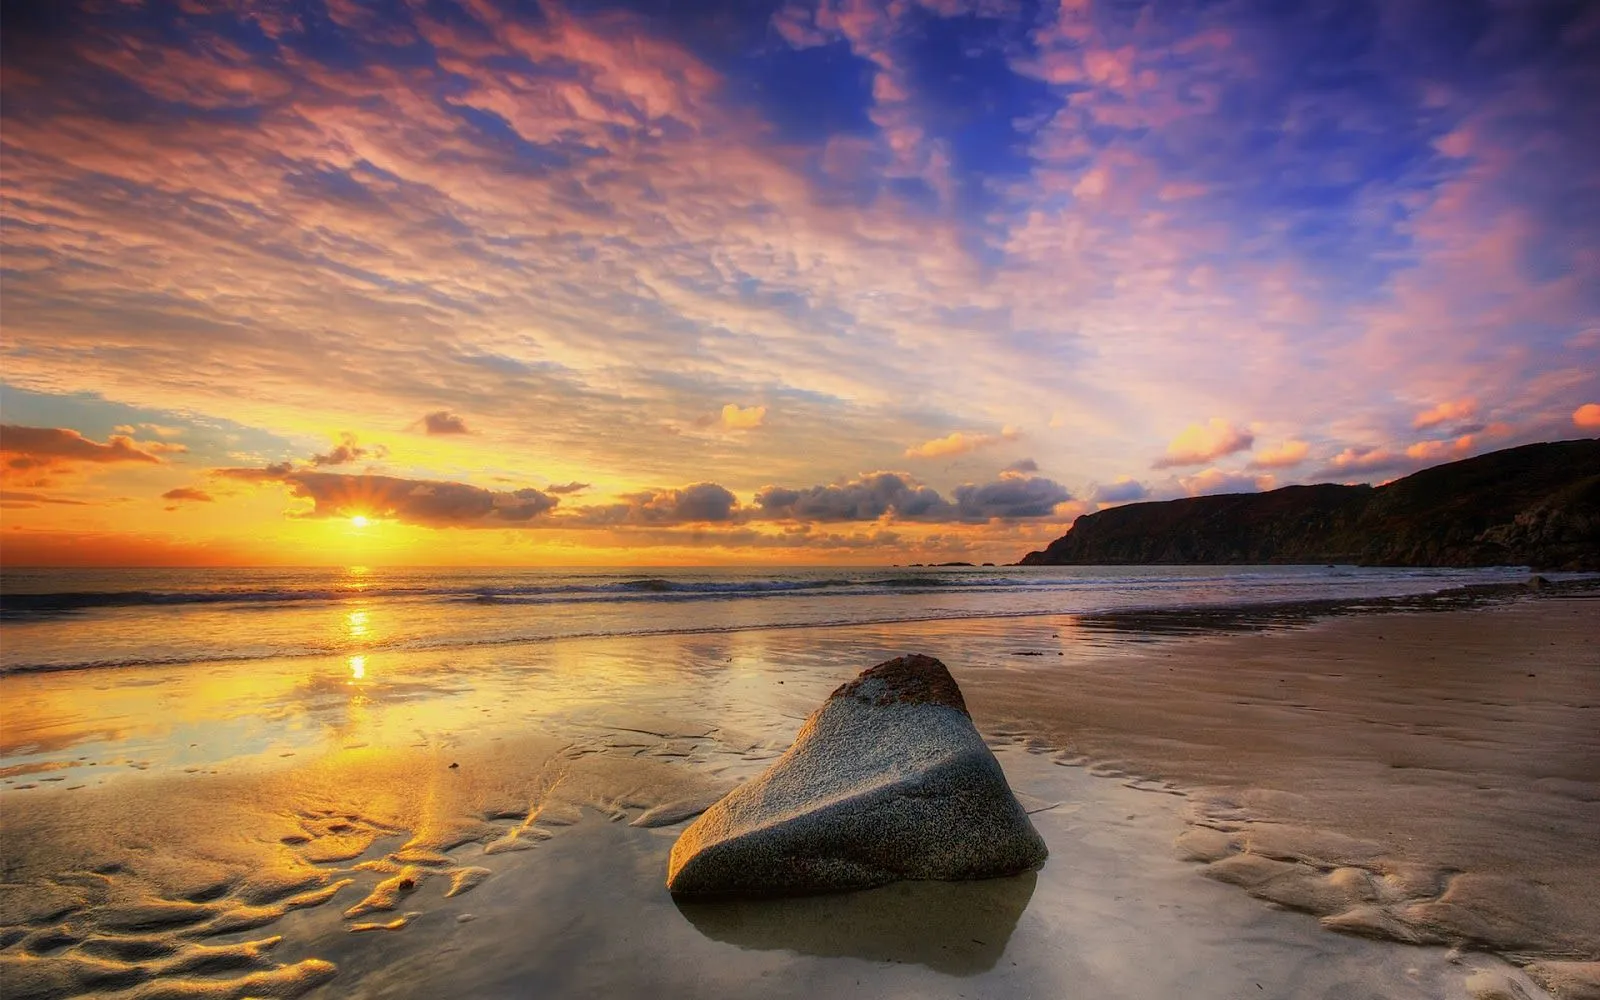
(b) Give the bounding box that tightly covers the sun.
[351,515,370,528]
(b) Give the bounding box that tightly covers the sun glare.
[351,515,370,528]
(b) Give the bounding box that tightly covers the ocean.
[0,563,1541,675]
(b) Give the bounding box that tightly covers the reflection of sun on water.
[345,608,373,686]
[342,611,369,681]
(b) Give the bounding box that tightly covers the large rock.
[666,654,1047,897]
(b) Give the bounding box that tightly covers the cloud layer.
[1153,420,1255,469]
[215,467,560,527]
[421,411,471,436]
[203,445,1074,537]
[2,425,166,470]
[0,0,1596,563]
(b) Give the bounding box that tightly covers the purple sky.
[1,0,1597,564]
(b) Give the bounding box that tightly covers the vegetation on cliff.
[1020,440,1600,569]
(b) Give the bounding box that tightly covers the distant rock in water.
[1020,439,1600,570]
[666,655,1047,897]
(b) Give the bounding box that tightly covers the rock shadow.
[674,871,1037,976]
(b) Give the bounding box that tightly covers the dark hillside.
[1020,439,1600,570]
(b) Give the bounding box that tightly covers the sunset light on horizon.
[3,7,1599,996]
[2,0,1596,566]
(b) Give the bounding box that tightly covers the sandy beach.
[2,592,1597,999]
[6,0,1597,994]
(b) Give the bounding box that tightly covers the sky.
[1,0,1597,567]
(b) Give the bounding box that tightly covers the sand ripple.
[0,726,736,999]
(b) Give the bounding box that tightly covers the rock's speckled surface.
[666,654,1047,897]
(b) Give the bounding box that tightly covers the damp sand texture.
[0,595,1596,998]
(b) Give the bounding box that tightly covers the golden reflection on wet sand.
[1,599,1595,1000]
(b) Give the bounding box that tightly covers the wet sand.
[1,594,1596,998]
[966,597,1600,971]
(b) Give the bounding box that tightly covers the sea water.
[0,563,1539,675]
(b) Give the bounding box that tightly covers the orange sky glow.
[1,0,1597,566]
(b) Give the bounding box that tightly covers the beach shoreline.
[0,564,1565,677]
[2,589,1596,998]
[987,596,1600,993]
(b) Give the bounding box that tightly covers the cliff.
[1019,439,1600,570]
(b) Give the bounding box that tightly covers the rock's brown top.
[829,653,970,717]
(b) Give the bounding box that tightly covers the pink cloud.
[770,5,832,49]
[79,34,294,110]
[1247,440,1309,469]
[1412,398,1477,429]
[3,0,1591,540]
[1152,418,1255,468]
[905,427,1020,460]
[1325,446,1397,475]
[1404,435,1477,463]
[1349,74,1597,435]
[1083,47,1136,89]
